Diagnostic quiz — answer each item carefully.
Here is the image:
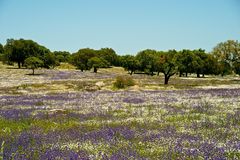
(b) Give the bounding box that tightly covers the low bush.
[113,75,135,89]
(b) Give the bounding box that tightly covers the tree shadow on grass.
[25,73,44,76]
[6,67,28,69]
[231,79,240,82]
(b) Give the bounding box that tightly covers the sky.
[0,0,240,54]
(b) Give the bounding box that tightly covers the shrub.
[113,75,135,89]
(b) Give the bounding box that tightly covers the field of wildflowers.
[0,63,240,159]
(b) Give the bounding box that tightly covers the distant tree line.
[120,40,240,84]
[0,39,239,83]
[70,48,118,73]
[0,39,72,74]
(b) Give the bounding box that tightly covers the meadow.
[0,63,240,159]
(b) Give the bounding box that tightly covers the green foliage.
[213,40,240,62]
[3,38,51,68]
[113,75,135,89]
[1,38,239,78]
[204,54,220,75]
[136,49,158,74]
[121,55,140,75]
[212,40,240,76]
[43,52,59,69]
[158,50,178,84]
[191,49,208,77]
[87,57,109,73]
[233,61,240,75]
[98,48,119,66]
[176,49,195,77]
[121,49,178,84]
[0,43,3,54]
[0,43,4,61]
[24,57,43,75]
[71,48,97,71]
[53,51,71,62]
[71,48,117,72]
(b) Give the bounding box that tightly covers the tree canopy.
[0,43,3,54]
[158,50,178,84]
[98,48,118,66]
[24,56,44,75]
[71,48,97,71]
[121,55,140,75]
[1,38,239,84]
[87,57,109,73]
[212,40,240,76]
[3,39,55,69]
[53,51,71,63]
[0,43,4,61]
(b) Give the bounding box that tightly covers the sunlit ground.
[0,62,240,159]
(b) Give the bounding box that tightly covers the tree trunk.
[151,71,154,76]
[197,72,200,78]
[32,68,35,75]
[130,70,133,75]
[185,72,188,77]
[157,72,160,76]
[202,74,205,77]
[179,71,182,77]
[93,67,97,73]
[164,74,170,85]
[18,61,21,68]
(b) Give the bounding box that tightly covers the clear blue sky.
[0,0,239,54]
